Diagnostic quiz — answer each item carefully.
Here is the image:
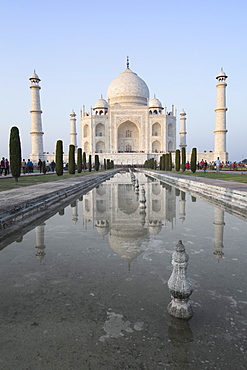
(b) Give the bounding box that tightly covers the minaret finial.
[127,56,129,69]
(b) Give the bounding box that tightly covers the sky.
[0,0,246,161]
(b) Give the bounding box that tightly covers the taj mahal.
[29,58,228,165]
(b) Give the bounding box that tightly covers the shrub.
[42,160,46,174]
[191,147,197,173]
[55,140,63,176]
[9,126,21,182]
[68,144,75,174]
[175,149,180,171]
[95,154,99,171]
[181,147,186,172]
[88,155,92,172]
[82,152,86,170]
[77,148,82,173]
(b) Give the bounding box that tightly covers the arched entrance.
[117,121,139,152]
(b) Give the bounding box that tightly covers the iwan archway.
[118,121,139,153]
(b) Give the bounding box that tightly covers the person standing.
[216,157,221,172]
[22,159,26,174]
[5,158,10,175]
[0,157,6,176]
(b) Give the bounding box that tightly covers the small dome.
[29,70,40,81]
[149,97,162,108]
[94,98,108,109]
[107,67,149,107]
[216,69,228,79]
[180,109,186,116]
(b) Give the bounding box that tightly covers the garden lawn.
[172,170,247,183]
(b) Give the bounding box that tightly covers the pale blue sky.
[0,0,246,161]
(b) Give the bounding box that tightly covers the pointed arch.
[152,122,161,136]
[152,140,161,153]
[117,120,139,152]
[96,123,105,137]
[84,141,89,153]
[84,124,89,138]
[168,140,173,152]
[96,141,105,153]
[168,123,173,136]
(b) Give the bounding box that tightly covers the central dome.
[107,67,149,107]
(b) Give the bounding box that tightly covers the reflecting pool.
[0,171,246,369]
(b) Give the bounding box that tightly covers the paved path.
[0,170,119,231]
[157,171,247,193]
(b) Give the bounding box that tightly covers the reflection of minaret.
[71,200,78,223]
[35,223,46,260]
[213,207,225,259]
[29,71,44,162]
[179,191,186,223]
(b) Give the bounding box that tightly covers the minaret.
[70,110,77,150]
[29,70,44,162]
[179,110,187,150]
[214,68,228,162]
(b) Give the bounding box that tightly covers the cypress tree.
[191,147,197,173]
[95,154,99,171]
[175,149,180,171]
[42,160,46,174]
[111,160,114,169]
[161,154,165,171]
[9,126,21,182]
[159,156,163,171]
[55,140,63,176]
[88,154,92,172]
[181,147,186,172]
[106,159,110,169]
[104,158,107,170]
[77,148,82,173]
[82,151,86,170]
[68,144,75,174]
[165,153,169,171]
[169,152,172,171]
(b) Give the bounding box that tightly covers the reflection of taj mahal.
[33,172,225,264]
[32,172,225,264]
[82,171,176,267]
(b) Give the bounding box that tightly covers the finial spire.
[126,56,129,69]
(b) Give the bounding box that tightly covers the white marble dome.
[149,97,162,108]
[107,67,149,106]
